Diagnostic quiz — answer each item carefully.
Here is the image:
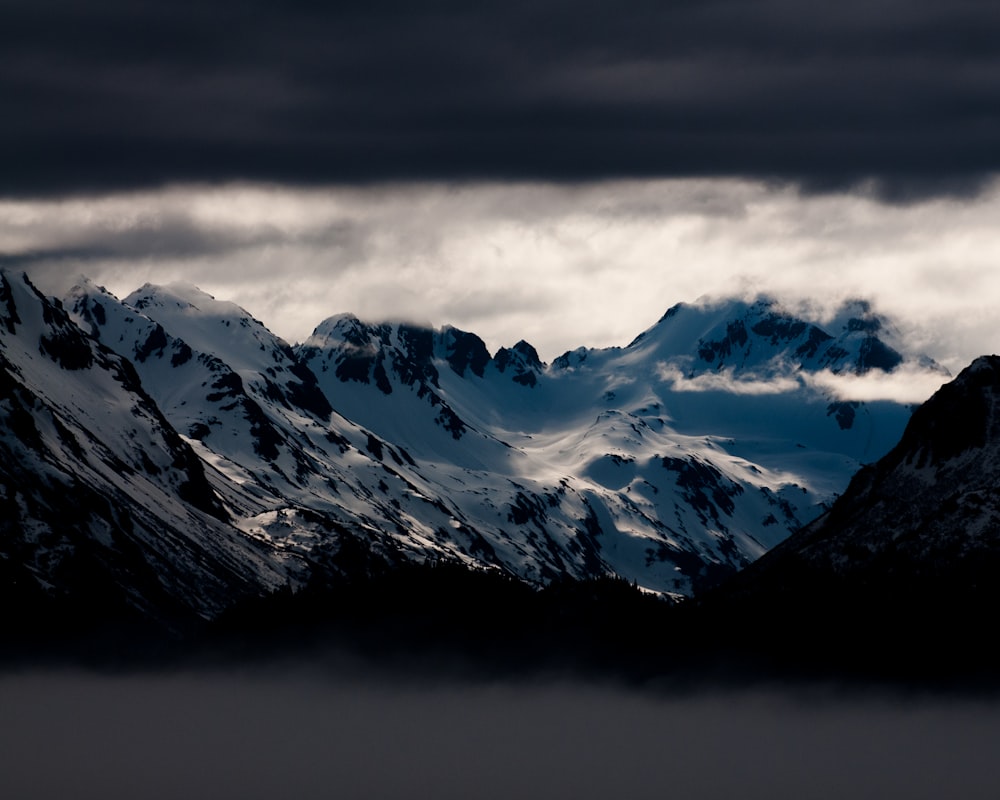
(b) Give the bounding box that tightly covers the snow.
[2,269,950,613]
[0,272,296,616]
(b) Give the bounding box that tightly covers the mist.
[3,658,999,800]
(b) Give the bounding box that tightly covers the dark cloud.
[3,0,1000,197]
[0,213,360,269]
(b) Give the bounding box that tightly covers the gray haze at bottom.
[1,662,997,800]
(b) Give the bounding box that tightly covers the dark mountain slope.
[697,356,1000,681]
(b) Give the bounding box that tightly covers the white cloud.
[4,178,1000,369]
[802,366,951,404]
[657,359,951,404]
[657,363,802,395]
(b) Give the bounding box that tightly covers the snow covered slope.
[67,279,499,581]
[0,271,937,612]
[0,273,290,628]
[295,294,938,594]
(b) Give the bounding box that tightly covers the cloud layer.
[657,364,802,396]
[5,179,1000,375]
[658,362,951,404]
[4,0,1000,196]
[5,179,1000,369]
[802,366,951,404]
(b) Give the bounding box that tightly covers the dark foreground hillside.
[692,355,1000,687]
[214,559,1000,688]
[8,553,999,691]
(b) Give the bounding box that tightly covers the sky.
[3,0,1000,374]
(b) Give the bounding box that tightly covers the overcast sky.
[3,0,1000,372]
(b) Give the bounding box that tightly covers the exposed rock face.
[494,340,543,386]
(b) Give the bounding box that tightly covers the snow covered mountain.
[66,279,491,586]
[0,272,290,631]
[0,270,948,624]
[297,295,934,588]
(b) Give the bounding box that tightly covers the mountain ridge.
[0,269,949,631]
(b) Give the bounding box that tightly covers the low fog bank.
[2,662,999,800]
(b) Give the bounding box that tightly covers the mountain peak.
[884,353,1000,470]
[511,340,542,368]
[306,313,378,349]
[441,326,491,378]
[623,293,911,378]
[128,281,216,311]
[117,281,294,377]
[966,353,1000,374]
[494,340,543,386]
[124,282,272,334]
